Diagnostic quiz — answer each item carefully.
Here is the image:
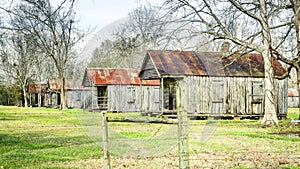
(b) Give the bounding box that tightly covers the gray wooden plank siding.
[141,86,161,112]
[139,56,159,80]
[183,76,287,115]
[83,85,160,112]
[275,79,288,114]
[107,85,161,112]
[108,85,140,112]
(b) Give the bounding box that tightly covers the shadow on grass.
[0,133,102,168]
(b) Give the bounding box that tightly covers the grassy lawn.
[0,106,300,168]
[0,106,102,169]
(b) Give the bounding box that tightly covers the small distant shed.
[139,50,288,118]
[46,78,61,107]
[27,83,48,107]
[82,68,160,112]
[46,78,87,108]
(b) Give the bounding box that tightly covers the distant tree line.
[0,83,22,106]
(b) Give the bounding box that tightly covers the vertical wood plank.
[161,78,164,112]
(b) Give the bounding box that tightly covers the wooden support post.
[92,84,94,109]
[139,81,143,112]
[178,110,189,169]
[177,80,189,169]
[101,111,111,169]
[29,93,32,107]
[161,77,164,112]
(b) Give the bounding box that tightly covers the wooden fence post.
[101,111,111,169]
[177,80,190,169]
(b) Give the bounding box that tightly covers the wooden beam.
[176,79,190,169]
[101,111,111,169]
[107,116,178,124]
[161,77,164,112]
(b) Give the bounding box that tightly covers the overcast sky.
[73,0,165,32]
[1,0,160,31]
[73,0,140,31]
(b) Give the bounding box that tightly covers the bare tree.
[1,0,84,110]
[267,0,300,120]
[89,40,117,67]
[112,5,166,68]
[89,4,208,68]
[289,0,300,120]
[0,33,37,107]
[87,5,164,68]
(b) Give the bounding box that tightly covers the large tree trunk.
[293,0,300,120]
[23,88,28,108]
[38,92,42,107]
[260,0,278,125]
[59,77,66,110]
[38,83,42,107]
[261,50,278,125]
[297,69,300,120]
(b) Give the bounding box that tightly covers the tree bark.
[260,0,278,125]
[59,77,66,110]
[23,88,28,107]
[293,0,300,120]
[38,82,42,107]
[261,49,278,125]
[297,69,300,120]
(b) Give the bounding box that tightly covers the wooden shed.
[139,50,288,118]
[82,68,160,112]
[27,83,48,107]
[46,78,87,109]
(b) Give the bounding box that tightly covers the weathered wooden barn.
[45,78,87,109]
[82,68,160,112]
[27,83,48,107]
[45,78,61,108]
[139,50,288,118]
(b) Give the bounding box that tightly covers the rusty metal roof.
[143,50,286,77]
[48,78,60,91]
[84,68,160,86]
[27,84,48,93]
[48,78,87,91]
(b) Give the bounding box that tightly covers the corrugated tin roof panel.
[48,78,60,90]
[147,50,286,77]
[48,78,86,91]
[27,84,48,93]
[86,68,160,86]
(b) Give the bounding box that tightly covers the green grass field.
[0,106,300,168]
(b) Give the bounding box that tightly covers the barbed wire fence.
[77,77,220,169]
[77,108,300,169]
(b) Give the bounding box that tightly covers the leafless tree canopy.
[89,4,209,68]
[160,0,300,125]
[0,0,84,109]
